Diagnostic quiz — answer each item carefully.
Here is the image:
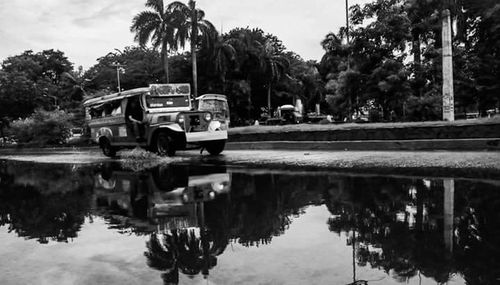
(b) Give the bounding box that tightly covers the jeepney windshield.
[145,95,190,108]
[198,99,229,119]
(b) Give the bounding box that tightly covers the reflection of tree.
[144,228,221,284]
[207,172,318,246]
[0,162,93,243]
[89,163,500,284]
[453,181,500,285]
[325,176,500,284]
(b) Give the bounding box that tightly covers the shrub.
[9,109,73,146]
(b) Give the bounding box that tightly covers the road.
[1,147,499,179]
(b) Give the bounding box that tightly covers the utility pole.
[345,0,353,121]
[190,0,198,98]
[111,63,125,93]
[345,0,350,70]
[442,9,454,121]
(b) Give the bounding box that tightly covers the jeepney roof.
[279,104,296,110]
[83,87,149,107]
[195,94,227,101]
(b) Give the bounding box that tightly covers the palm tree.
[167,0,217,97]
[211,35,236,93]
[61,70,90,102]
[259,41,289,117]
[131,0,176,83]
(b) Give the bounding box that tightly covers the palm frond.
[144,234,175,271]
[167,1,189,14]
[145,0,165,16]
[130,11,162,46]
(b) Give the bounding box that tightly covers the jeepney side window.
[110,100,122,116]
[103,104,113,117]
[89,106,103,119]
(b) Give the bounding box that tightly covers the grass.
[229,117,500,135]
[120,147,162,171]
[119,147,188,171]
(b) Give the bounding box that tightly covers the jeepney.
[194,94,230,127]
[83,84,228,157]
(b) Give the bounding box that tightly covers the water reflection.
[93,164,231,283]
[1,159,500,284]
[0,161,93,243]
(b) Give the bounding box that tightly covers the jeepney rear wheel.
[205,140,226,155]
[100,138,117,157]
[154,132,176,157]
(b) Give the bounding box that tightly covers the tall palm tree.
[211,35,236,93]
[131,0,176,83]
[167,0,217,97]
[260,41,289,117]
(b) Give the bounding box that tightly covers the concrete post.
[442,9,454,121]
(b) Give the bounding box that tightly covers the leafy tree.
[0,49,76,118]
[84,46,163,92]
[8,109,74,146]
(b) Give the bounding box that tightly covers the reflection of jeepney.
[83,84,228,157]
[93,166,231,231]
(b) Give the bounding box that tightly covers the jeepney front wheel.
[153,132,176,157]
[100,138,117,157]
[204,140,226,155]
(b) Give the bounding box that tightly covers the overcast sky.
[0,0,370,70]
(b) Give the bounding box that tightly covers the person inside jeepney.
[125,98,145,141]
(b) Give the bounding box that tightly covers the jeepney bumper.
[185,130,228,143]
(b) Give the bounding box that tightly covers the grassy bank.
[228,117,500,142]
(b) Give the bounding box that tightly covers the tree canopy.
[1,0,499,125]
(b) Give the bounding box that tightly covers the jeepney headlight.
[208,120,221,131]
[208,191,216,199]
[177,114,185,123]
[203,112,212,121]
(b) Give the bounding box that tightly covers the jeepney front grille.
[183,113,209,132]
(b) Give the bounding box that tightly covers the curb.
[0,146,99,154]
[226,138,500,151]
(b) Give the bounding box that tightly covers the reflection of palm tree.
[144,227,222,284]
[145,233,179,284]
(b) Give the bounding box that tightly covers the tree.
[221,27,292,119]
[167,0,217,97]
[131,0,176,82]
[211,35,237,93]
[0,49,75,118]
[321,0,414,121]
[259,41,290,117]
[84,46,164,92]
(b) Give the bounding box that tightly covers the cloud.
[0,0,371,69]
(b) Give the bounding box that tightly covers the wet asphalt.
[1,147,499,179]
